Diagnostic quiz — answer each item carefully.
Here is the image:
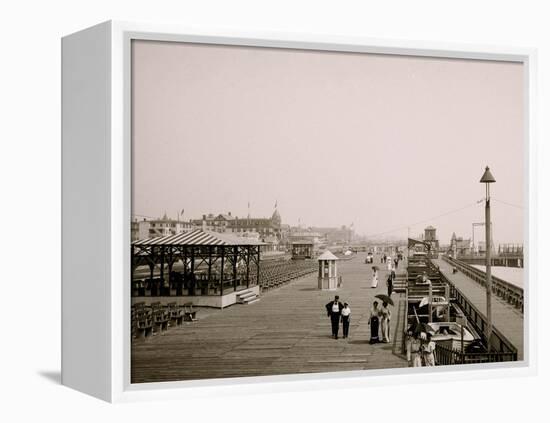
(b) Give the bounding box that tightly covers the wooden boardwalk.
[132,252,407,383]
[432,258,524,360]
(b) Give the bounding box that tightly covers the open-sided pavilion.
[131,229,264,308]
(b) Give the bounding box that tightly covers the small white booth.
[317,250,339,290]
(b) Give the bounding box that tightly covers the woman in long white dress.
[387,258,393,272]
[422,333,436,366]
[406,332,423,367]
[380,302,392,343]
[371,269,378,288]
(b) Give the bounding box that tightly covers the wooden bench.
[183,302,197,322]
[134,308,153,339]
[152,308,170,335]
[167,302,184,326]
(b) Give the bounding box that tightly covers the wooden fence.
[435,343,517,365]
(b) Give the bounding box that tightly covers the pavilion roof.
[132,229,265,246]
[317,251,339,261]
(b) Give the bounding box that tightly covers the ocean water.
[471,265,524,288]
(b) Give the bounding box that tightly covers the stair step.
[239,293,256,301]
[243,297,260,305]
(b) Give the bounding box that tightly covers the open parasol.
[409,306,434,334]
[374,294,394,306]
[410,321,434,335]
[371,266,379,271]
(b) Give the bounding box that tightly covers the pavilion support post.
[183,247,188,292]
[220,247,225,297]
[190,247,195,296]
[207,246,212,295]
[159,246,165,297]
[257,247,260,288]
[233,246,238,292]
[168,259,175,295]
[246,247,250,289]
[167,247,174,295]
[148,263,154,296]
[149,246,155,296]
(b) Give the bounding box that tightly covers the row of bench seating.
[131,301,197,339]
[249,259,318,291]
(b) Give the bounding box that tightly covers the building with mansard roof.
[131,213,193,241]
[189,208,283,241]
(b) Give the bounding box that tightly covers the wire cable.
[363,201,482,239]
[493,198,523,209]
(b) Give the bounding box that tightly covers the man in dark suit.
[387,269,396,297]
[325,295,344,339]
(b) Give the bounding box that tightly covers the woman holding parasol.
[368,301,380,344]
[375,295,394,343]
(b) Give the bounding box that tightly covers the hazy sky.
[132,40,524,245]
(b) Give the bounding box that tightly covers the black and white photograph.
[5,0,550,421]
[130,39,525,383]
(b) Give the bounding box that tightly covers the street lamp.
[480,166,496,350]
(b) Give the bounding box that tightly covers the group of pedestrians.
[371,265,395,295]
[322,252,439,367]
[325,296,392,344]
[325,252,402,343]
[368,300,392,344]
[325,296,352,339]
[381,254,402,269]
[405,330,436,367]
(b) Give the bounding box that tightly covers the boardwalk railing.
[456,255,523,268]
[435,265,518,359]
[442,255,523,313]
[434,343,517,365]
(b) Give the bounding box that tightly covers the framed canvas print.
[61,21,537,402]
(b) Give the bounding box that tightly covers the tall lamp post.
[480,166,496,350]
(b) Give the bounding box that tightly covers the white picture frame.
[61,20,537,403]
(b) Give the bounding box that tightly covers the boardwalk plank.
[131,252,407,383]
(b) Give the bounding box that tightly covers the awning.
[132,229,265,246]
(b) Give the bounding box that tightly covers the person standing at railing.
[406,332,423,367]
[421,271,431,286]
[421,333,436,366]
